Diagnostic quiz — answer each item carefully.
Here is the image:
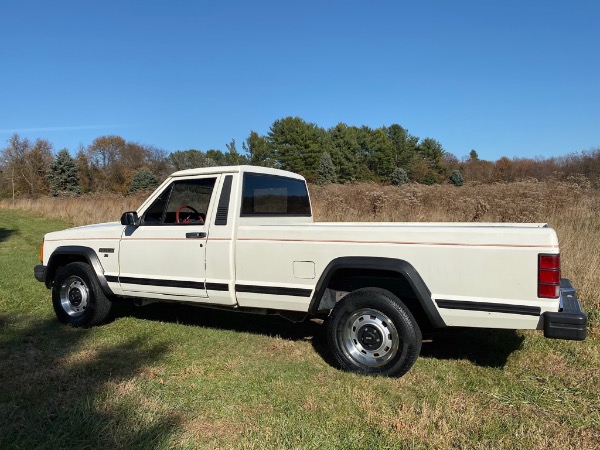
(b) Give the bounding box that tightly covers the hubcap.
[59,277,90,317]
[341,308,400,367]
[358,325,383,350]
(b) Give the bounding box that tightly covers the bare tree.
[0,134,52,198]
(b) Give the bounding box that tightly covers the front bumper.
[543,278,587,341]
[34,264,46,283]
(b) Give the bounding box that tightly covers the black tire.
[326,287,422,377]
[52,262,112,327]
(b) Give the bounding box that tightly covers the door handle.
[186,232,207,239]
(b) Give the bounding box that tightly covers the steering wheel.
[175,204,204,224]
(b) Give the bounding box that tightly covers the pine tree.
[317,152,337,185]
[327,123,359,182]
[129,168,159,193]
[268,117,326,179]
[243,131,274,167]
[48,149,82,196]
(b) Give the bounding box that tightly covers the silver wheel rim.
[59,276,90,318]
[341,308,400,367]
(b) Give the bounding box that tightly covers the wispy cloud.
[0,125,125,134]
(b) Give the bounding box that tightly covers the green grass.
[0,209,598,449]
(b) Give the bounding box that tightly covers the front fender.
[46,246,114,296]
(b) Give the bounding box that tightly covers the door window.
[143,178,216,225]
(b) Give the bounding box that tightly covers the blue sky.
[0,0,598,161]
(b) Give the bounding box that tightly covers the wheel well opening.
[322,268,433,331]
[47,255,89,287]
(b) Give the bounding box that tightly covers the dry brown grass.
[1,178,594,226]
[0,192,147,227]
[311,177,594,223]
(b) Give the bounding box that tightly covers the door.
[118,175,218,301]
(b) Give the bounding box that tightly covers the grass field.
[0,181,599,449]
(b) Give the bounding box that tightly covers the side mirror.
[120,211,140,227]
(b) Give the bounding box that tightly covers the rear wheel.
[326,288,422,377]
[52,262,112,327]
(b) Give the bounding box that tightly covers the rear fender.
[309,256,445,328]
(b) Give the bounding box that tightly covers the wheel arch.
[46,246,114,296]
[309,257,445,329]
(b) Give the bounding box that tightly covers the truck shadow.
[420,328,525,368]
[111,302,524,370]
[110,301,340,368]
[111,301,323,341]
[0,315,177,448]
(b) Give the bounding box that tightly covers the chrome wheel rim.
[59,276,90,317]
[341,308,400,367]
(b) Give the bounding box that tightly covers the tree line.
[1,116,598,199]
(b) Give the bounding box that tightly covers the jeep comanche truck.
[34,165,587,377]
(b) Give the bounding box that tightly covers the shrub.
[449,170,464,186]
[390,167,409,186]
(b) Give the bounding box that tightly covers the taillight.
[538,254,560,298]
[39,242,44,263]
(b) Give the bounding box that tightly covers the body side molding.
[106,277,228,292]
[436,299,541,316]
[309,256,446,328]
[235,284,312,297]
[117,276,205,290]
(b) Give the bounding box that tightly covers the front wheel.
[52,262,112,327]
[326,288,422,377]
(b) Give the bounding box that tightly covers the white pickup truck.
[34,165,587,377]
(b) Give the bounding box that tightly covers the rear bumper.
[34,264,46,283]
[543,278,587,341]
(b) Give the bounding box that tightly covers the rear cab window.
[241,173,311,217]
